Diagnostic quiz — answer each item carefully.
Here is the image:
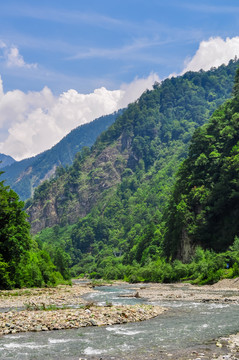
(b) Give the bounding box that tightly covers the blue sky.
[0,0,239,160]
[1,0,239,93]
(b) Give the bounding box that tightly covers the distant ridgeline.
[1,111,121,200]
[0,154,15,169]
[27,59,239,281]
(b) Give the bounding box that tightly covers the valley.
[1,280,239,359]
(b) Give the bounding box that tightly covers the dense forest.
[30,59,239,285]
[2,111,120,200]
[2,60,239,289]
[0,172,71,289]
[164,67,239,260]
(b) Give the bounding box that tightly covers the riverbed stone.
[0,304,167,336]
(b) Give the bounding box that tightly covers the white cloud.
[0,41,6,49]
[182,36,239,73]
[5,46,37,69]
[0,76,3,99]
[119,73,160,108]
[0,42,37,69]
[0,74,159,161]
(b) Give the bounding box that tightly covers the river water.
[0,284,239,359]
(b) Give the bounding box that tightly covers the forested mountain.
[0,154,15,169]
[29,59,239,281]
[2,111,120,200]
[164,67,239,261]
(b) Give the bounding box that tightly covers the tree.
[232,67,239,100]
[0,171,31,288]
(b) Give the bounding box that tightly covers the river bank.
[0,282,166,336]
[0,304,166,336]
[0,283,92,309]
[127,278,239,360]
[1,279,239,359]
[129,277,239,303]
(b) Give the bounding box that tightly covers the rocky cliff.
[27,133,132,233]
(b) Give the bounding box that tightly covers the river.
[0,283,239,359]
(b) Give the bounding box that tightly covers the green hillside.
[0,171,69,289]
[2,111,120,200]
[164,67,239,261]
[30,59,239,283]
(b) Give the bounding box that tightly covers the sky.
[1,0,239,160]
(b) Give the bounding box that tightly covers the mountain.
[0,154,15,169]
[28,56,239,264]
[1,111,120,200]
[164,66,239,261]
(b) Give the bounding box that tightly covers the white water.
[0,285,239,359]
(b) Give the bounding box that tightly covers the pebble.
[0,304,167,336]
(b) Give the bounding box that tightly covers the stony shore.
[1,279,239,359]
[134,277,239,303]
[0,303,166,336]
[127,278,239,360]
[0,283,92,309]
[0,282,166,336]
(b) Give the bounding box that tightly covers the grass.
[24,302,69,311]
[0,289,32,297]
[90,279,113,287]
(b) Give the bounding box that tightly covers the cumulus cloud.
[182,36,239,73]
[0,73,159,160]
[6,46,37,69]
[0,42,37,69]
[119,73,160,108]
[0,76,3,99]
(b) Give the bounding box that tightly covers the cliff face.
[27,134,132,233]
[176,229,197,263]
[2,112,119,200]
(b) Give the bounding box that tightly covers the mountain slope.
[27,59,239,241]
[0,154,15,169]
[164,67,239,261]
[2,111,120,200]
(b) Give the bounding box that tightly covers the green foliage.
[90,246,239,285]
[31,59,239,282]
[34,224,74,280]
[164,69,239,258]
[2,112,120,200]
[230,236,239,251]
[0,172,69,289]
[0,172,31,289]
[15,250,57,288]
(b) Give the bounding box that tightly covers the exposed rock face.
[27,136,132,234]
[177,228,197,263]
[2,112,119,200]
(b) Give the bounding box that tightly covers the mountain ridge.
[0,153,15,169]
[2,111,121,200]
[164,68,239,261]
[27,60,239,240]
